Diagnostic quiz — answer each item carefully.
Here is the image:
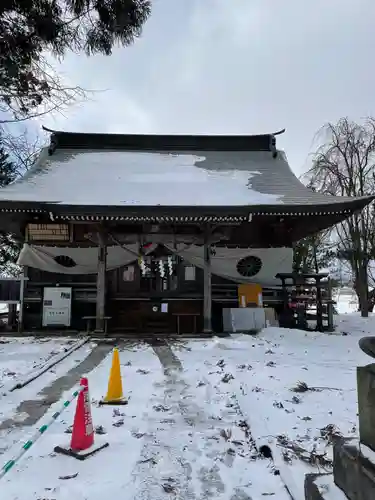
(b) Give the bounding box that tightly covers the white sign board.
[42,287,72,327]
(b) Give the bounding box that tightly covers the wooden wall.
[22,258,235,332]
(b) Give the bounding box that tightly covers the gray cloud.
[43,0,375,174]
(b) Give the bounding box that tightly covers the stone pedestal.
[305,438,375,500]
[305,355,375,500]
[333,438,375,500]
[357,364,375,452]
[305,473,347,500]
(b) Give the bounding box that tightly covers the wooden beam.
[96,228,107,332]
[203,226,212,333]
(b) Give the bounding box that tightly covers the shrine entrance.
[107,245,203,335]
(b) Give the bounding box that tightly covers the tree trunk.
[356,264,369,317]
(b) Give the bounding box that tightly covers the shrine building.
[0,128,371,335]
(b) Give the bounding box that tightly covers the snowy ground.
[0,338,96,459]
[334,287,358,314]
[1,342,290,499]
[1,313,374,499]
[175,324,370,498]
[0,337,78,388]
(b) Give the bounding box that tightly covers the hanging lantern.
[159,258,165,278]
[167,256,173,275]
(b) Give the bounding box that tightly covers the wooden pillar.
[18,269,28,333]
[96,228,107,332]
[316,277,323,332]
[8,304,17,331]
[203,226,212,333]
[327,278,334,332]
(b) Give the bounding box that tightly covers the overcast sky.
[43,0,375,175]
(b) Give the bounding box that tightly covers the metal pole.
[0,384,85,480]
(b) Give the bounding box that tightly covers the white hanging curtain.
[17,243,156,275]
[17,242,293,284]
[164,244,292,286]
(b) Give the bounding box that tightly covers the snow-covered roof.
[0,148,284,207]
[0,130,372,215]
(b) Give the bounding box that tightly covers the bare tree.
[0,56,87,126]
[293,229,335,274]
[305,117,375,317]
[1,126,43,174]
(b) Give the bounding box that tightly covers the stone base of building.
[333,438,375,500]
[304,473,347,500]
[305,438,375,500]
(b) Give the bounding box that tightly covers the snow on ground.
[334,287,358,314]
[1,342,289,500]
[1,312,375,499]
[1,344,166,499]
[175,313,375,498]
[0,337,78,387]
[0,340,95,456]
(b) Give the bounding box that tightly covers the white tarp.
[165,244,292,286]
[17,243,156,275]
[18,243,292,285]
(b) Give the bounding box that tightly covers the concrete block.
[222,307,266,333]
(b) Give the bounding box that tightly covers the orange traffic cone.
[54,377,109,460]
[100,348,128,405]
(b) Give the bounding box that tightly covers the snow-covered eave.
[0,196,372,221]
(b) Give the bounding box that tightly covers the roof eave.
[0,196,371,219]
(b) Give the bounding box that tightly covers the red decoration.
[70,377,94,451]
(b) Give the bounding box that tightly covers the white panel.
[42,287,72,327]
[184,266,196,281]
[123,265,135,281]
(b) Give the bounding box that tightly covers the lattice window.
[27,224,70,241]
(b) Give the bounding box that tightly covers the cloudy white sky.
[43,0,375,175]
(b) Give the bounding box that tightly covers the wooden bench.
[172,312,200,335]
[82,316,112,335]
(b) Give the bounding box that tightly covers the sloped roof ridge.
[42,126,286,153]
